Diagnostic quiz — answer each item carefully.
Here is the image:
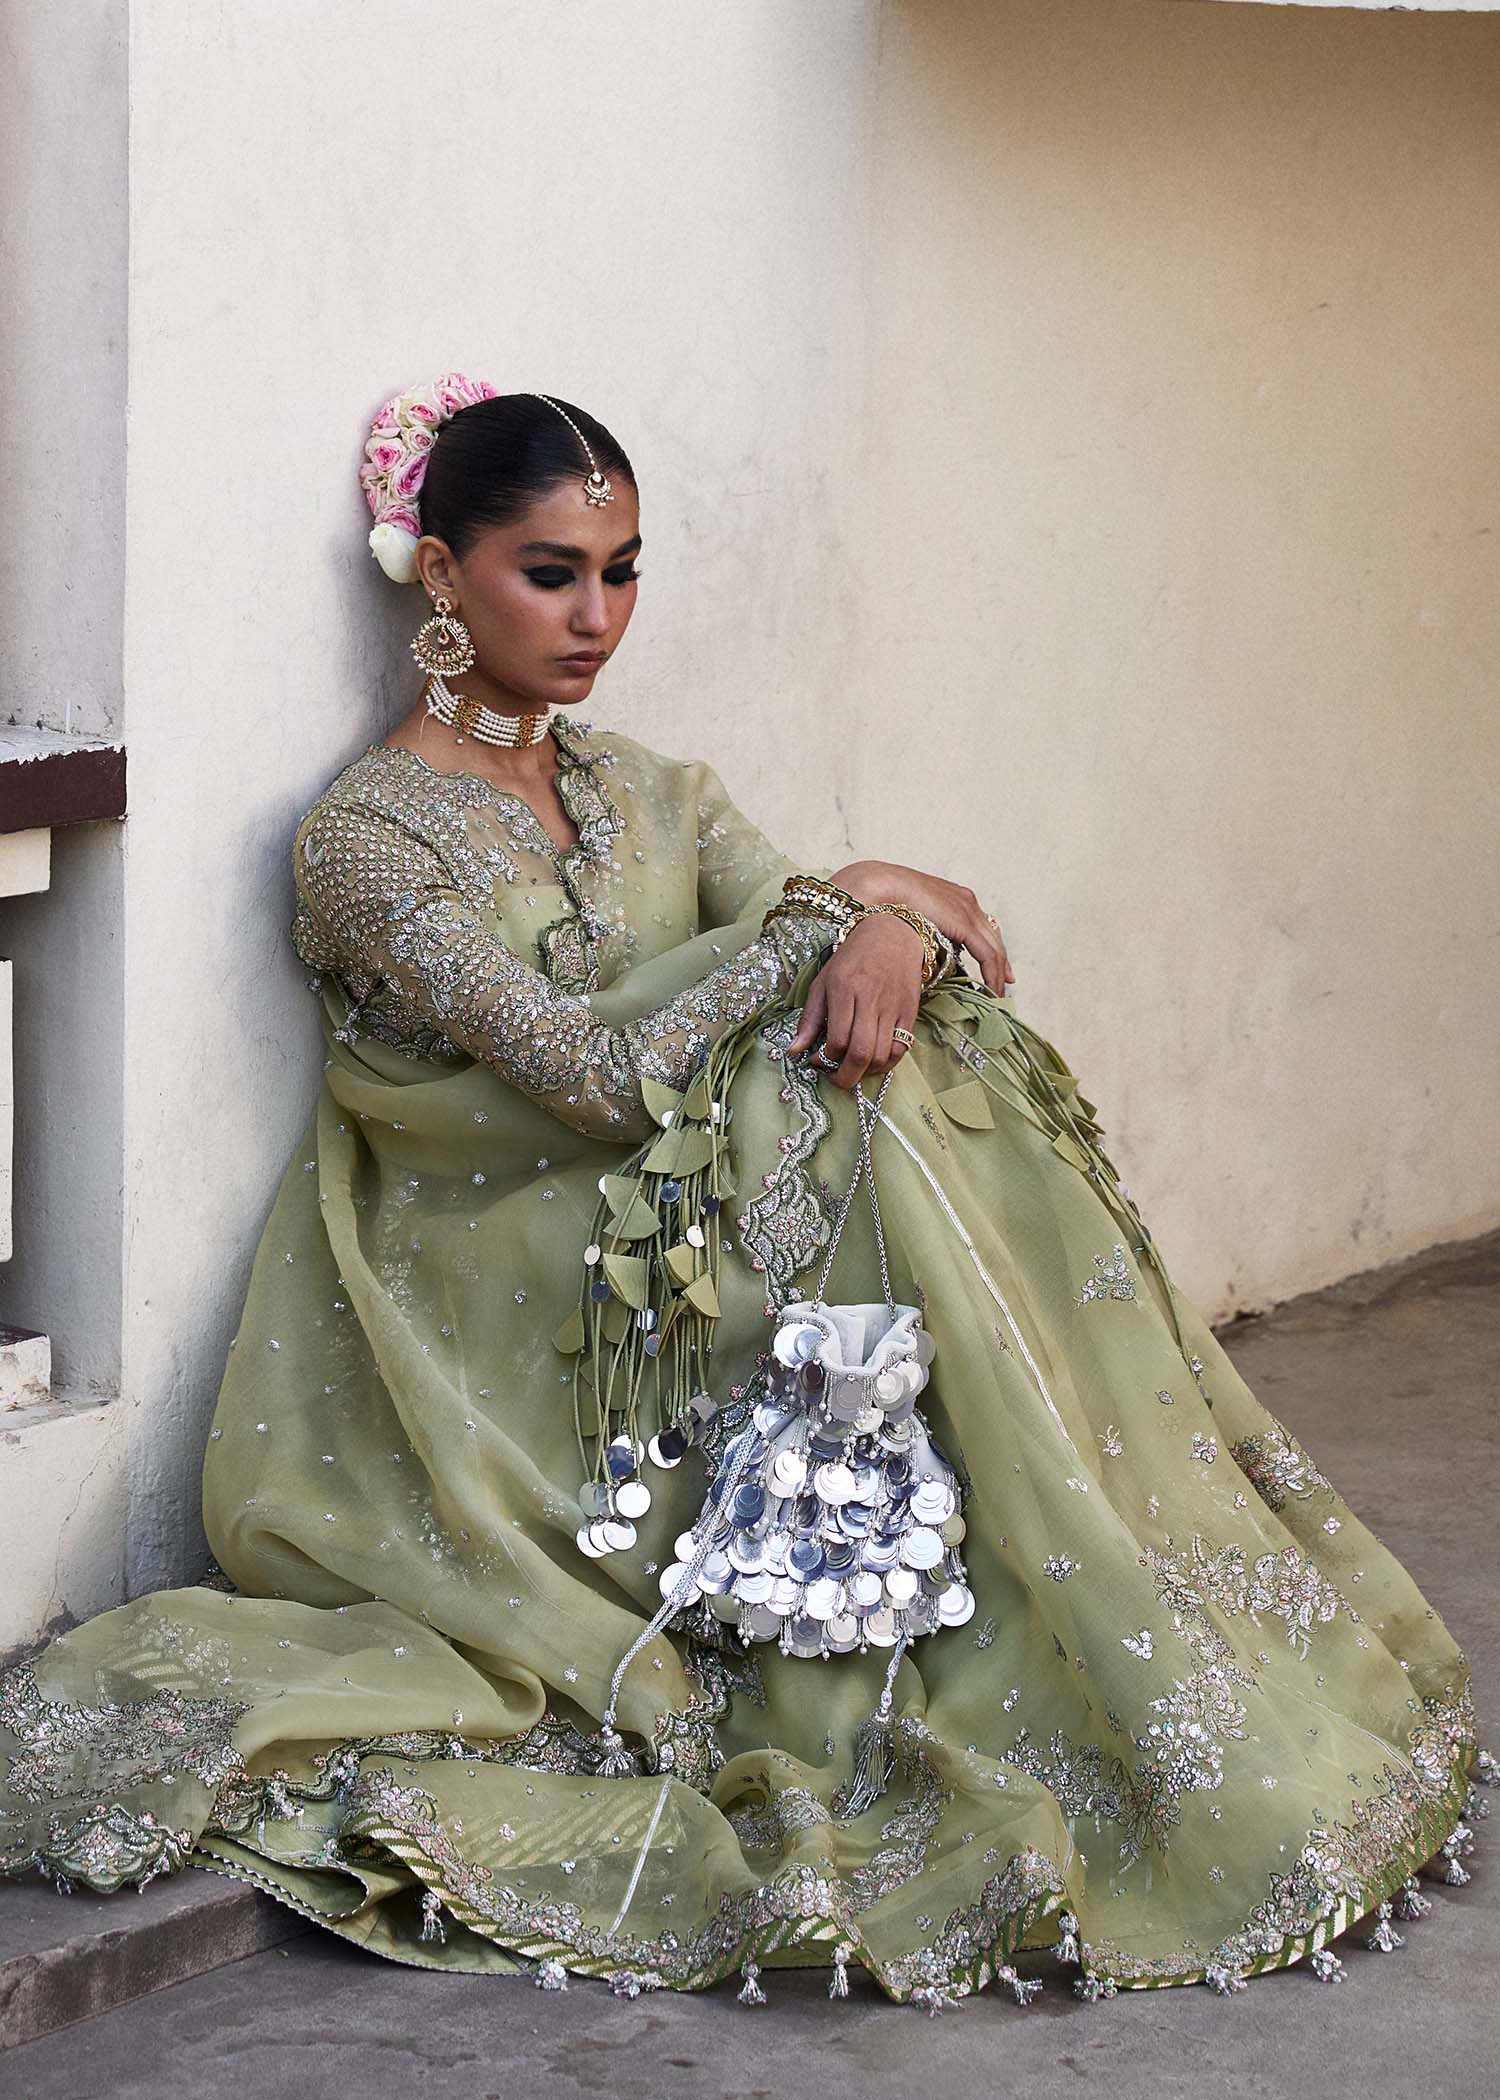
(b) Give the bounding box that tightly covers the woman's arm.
[692,760,803,928]
[687,757,1010,992]
[683,766,1013,1091]
[294,799,840,1143]
[829,858,1013,994]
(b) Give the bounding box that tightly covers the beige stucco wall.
[853,0,1500,1316]
[1,0,1494,1623]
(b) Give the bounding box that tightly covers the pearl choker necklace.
[421,673,554,748]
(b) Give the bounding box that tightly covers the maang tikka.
[529,392,614,506]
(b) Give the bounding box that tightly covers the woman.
[0,379,1486,2009]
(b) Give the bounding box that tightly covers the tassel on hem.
[535,1957,569,1990]
[1310,1949,1346,1984]
[1437,1825,1473,1885]
[1393,1875,1433,1921]
[610,1970,662,1998]
[829,1946,851,1998]
[1364,1901,1405,1952]
[995,1962,1044,2005]
[737,1956,767,2005]
[1050,1908,1081,1965]
[1203,1963,1249,1995]
[418,1888,447,1944]
[1074,1971,1119,2002]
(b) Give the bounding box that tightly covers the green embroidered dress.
[0,713,1486,2005]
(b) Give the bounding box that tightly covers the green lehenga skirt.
[0,971,1487,2006]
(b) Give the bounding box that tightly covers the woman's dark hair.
[419,394,636,558]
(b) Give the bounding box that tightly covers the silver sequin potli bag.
[593,1071,973,1793]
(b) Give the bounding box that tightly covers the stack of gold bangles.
[762,875,956,988]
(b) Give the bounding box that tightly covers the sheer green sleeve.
[691,759,823,929]
[291,799,838,1144]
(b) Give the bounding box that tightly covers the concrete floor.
[8,1233,1498,2100]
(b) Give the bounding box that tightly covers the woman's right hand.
[833,859,1012,995]
[785,912,926,1088]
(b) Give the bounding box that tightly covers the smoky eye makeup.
[523,564,642,589]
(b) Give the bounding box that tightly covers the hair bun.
[359,372,498,582]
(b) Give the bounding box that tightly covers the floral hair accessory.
[360,372,499,583]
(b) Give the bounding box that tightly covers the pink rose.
[364,439,405,475]
[391,451,430,502]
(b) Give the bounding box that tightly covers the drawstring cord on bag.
[594,1418,769,1769]
[596,1073,894,1756]
[809,1072,895,1315]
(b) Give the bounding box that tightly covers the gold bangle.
[762,874,867,936]
[768,897,858,929]
[762,897,862,937]
[866,902,941,984]
[781,874,867,919]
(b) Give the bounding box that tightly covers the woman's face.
[415,478,642,713]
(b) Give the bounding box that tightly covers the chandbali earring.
[411,594,476,678]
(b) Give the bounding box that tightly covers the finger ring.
[891,1027,914,1048]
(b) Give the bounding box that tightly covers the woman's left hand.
[785,914,925,1088]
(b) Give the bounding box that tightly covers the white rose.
[368,522,420,584]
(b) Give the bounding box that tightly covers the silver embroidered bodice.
[289,714,839,1141]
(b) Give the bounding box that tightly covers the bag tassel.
[838,1637,908,1820]
[593,1725,637,1780]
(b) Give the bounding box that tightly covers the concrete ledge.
[0,1396,127,1659]
[0,1325,52,1412]
[0,1864,311,2051]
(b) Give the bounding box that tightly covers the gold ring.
[891,1027,914,1047]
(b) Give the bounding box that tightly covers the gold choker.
[421,674,554,748]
